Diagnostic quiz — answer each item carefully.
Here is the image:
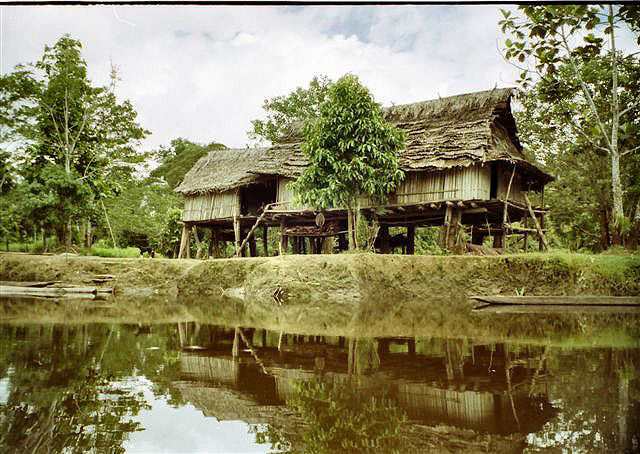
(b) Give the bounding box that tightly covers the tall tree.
[500,5,640,245]
[249,75,333,144]
[292,74,405,250]
[150,138,226,189]
[1,35,148,246]
[514,55,640,250]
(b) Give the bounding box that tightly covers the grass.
[87,246,143,258]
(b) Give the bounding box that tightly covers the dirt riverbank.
[1,251,638,300]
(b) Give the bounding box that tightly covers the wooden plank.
[471,295,640,306]
[1,285,99,296]
[0,281,61,288]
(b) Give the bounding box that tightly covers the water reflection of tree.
[287,379,407,453]
[528,348,640,452]
[0,324,185,453]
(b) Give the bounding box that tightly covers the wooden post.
[471,227,485,246]
[406,225,415,255]
[212,229,221,258]
[262,226,268,257]
[379,225,391,254]
[232,327,240,358]
[233,215,241,256]
[292,236,300,254]
[178,223,191,259]
[279,219,288,255]
[249,232,257,257]
[322,236,333,254]
[539,213,546,251]
[439,205,453,248]
[493,231,504,249]
[193,226,202,259]
[448,208,463,249]
[523,212,529,252]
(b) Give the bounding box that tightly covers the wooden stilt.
[249,232,257,257]
[439,205,453,248]
[523,213,529,252]
[406,225,415,255]
[493,232,504,249]
[212,229,221,258]
[178,224,189,259]
[379,225,391,254]
[262,226,268,257]
[233,215,241,256]
[322,236,333,254]
[292,236,300,254]
[193,226,202,259]
[279,219,288,255]
[471,227,485,246]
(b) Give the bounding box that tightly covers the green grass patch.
[87,246,142,258]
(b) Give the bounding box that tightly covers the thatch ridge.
[174,147,268,195]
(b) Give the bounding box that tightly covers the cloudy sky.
[1,5,634,152]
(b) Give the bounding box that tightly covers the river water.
[0,299,639,453]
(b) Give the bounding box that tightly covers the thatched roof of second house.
[256,88,553,187]
[174,148,268,195]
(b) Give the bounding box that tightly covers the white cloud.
[1,5,635,154]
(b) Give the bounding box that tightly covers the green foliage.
[150,138,226,189]
[292,74,405,210]
[499,5,640,86]
[156,206,184,258]
[249,75,333,144]
[103,177,182,252]
[0,34,148,244]
[514,54,640,250]
[289,379,407,453]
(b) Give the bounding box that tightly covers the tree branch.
[560,26,614,153]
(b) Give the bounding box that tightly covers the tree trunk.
[628,199,640,250]
[347,205,357,251]
[609,6,624,241]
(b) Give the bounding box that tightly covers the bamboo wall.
[396,165,492,204]
[496,166,526,203]
[270,164,526,211]
[183,190,239,222]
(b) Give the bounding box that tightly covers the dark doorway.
[240,179,277,215]
[490,163,499,199]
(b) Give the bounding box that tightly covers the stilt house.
[175,88,553,257]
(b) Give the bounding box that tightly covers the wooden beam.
[279,218,288,255]
[524,194,550,251]
[456,201,465,208]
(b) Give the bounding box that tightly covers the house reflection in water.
[174,324,556,436]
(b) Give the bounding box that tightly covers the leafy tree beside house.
[292,74,406,250]
[500,4,640,247]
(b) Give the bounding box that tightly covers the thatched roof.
[174,148,268,195]
[255,88,552,186]
[176,88,552,195]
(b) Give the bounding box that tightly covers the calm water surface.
[0,311,638,452]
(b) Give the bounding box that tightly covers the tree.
[292,74,405,250]
[514,55,640,250]
[249,75,333,144]
[150,138,226,189]
[500,5,640,245]
[0,35,148,247]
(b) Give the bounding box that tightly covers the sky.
[0,5,636,153]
